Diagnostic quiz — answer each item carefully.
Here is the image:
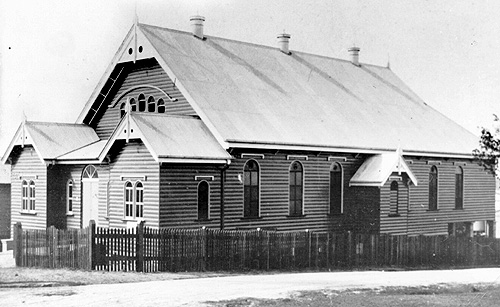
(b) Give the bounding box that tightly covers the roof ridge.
[139,23,389,69]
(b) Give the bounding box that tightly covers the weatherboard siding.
[0,184,11,238]
[92,58,196,139]
[108,140,160,228]
[159,165,221,229]
[403,158,495,235]
[10,146,47,232]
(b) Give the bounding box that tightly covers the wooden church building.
[2,17,496,236]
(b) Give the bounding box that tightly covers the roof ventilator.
[190,15,206,39]
[277,33,291,55]
[348,46,361,66]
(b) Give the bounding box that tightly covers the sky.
[1,0,499,156]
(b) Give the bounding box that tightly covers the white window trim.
[242,159,261,218]
[197,180,211,220]
[329,162,344,215]
[123,180,144,220]
[288,160,305,216]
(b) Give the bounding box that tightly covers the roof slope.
[26,122,99,160]
[140,24,477,156]
[131,113,232,161]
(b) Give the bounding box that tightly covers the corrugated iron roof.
[57,140,107,161]
[131,113,232,161]
[26,122,99,159]
[140,24,478,156]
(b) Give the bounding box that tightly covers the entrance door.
[82,165,99,227]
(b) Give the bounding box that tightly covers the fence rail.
[13,221,500,272]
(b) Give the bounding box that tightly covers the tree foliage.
[473,114,500,178]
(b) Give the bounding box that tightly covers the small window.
[389,181,399,215]
[243,160,260,218]
[429,166,438,211]
[138,93,146,112]
[329,163,343,215]
[147,96,156,112]
[120,102,126,117]
[129,98,137,112]
[28,180,35,211]
[67,179,74,213]
[198,181,210,220]
[82,165,98,179]
[455,166,464,209]
[157,98,165,113]
[289,161,303,216]
[22,180,29,211]
[124,181,144,219]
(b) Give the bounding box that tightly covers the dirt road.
[1,268,500,306]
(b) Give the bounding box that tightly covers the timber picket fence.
[13,222,500,272]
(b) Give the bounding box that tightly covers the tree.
[473,114,500,178]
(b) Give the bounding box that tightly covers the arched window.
[135,182,144,218]
[329,163,343,215]
[147,96,156,112]
[129,98,137,112]
[455,166,464,209]
[28,180,35,211]
[390,181,399,215]
[429,166,438,211]
[82,165,98,179]
[22,180,29,211]
[289,161,303,216]
[243,160,260,218]
[138,93,146,112]
[124,181,144,219]
[157,98,165,113]
[124,181,134,218]
[120,102,126,117]
[197,181,210,220]
[67,179,74,213]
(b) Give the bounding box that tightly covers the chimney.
[348,46,361,66]
[277,33,291,55]
[190,15,205,39]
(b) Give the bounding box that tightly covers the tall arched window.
[67,179,74,213]
[198,181,210,220]
[135,182,144,218]
[22,180,29,211]
[329,163,343,215]
[289,161,303,216]
[124,181,134,218]
[429,166,438,211]
[157,98,165,113]
[129,98,137,112]
[390,181,399,215]
[147,96,156,112]
[455,166,464,209]
[243,160,260,218]
[138,93,146,112]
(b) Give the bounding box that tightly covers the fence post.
[136,221,145,272]
[89,220,96,270]
[14,222,22,266]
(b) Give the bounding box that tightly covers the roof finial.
[125,98,131,143]
[133,4,138,64]
[387,53,391,69]
[21,111,27,148]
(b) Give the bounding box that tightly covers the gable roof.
[2,121,99,163]
[135,23,477,157]
[99,113,231,164]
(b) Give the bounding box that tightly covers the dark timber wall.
[0,183,11,239]
[90,58,196,140]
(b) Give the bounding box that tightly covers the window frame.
[197,180,210,221]
[22,180,29,211]
[157,98,165,113]
[67,179,74,214]
[147,96,156,112]
[124,180,144,220]
[455,166,464,210]
[428,165,438,211]
[389,180,399,216]
[243,159,260,218]
[138,93,146,112]
[288,161,304,217]
[329,162,343,215]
